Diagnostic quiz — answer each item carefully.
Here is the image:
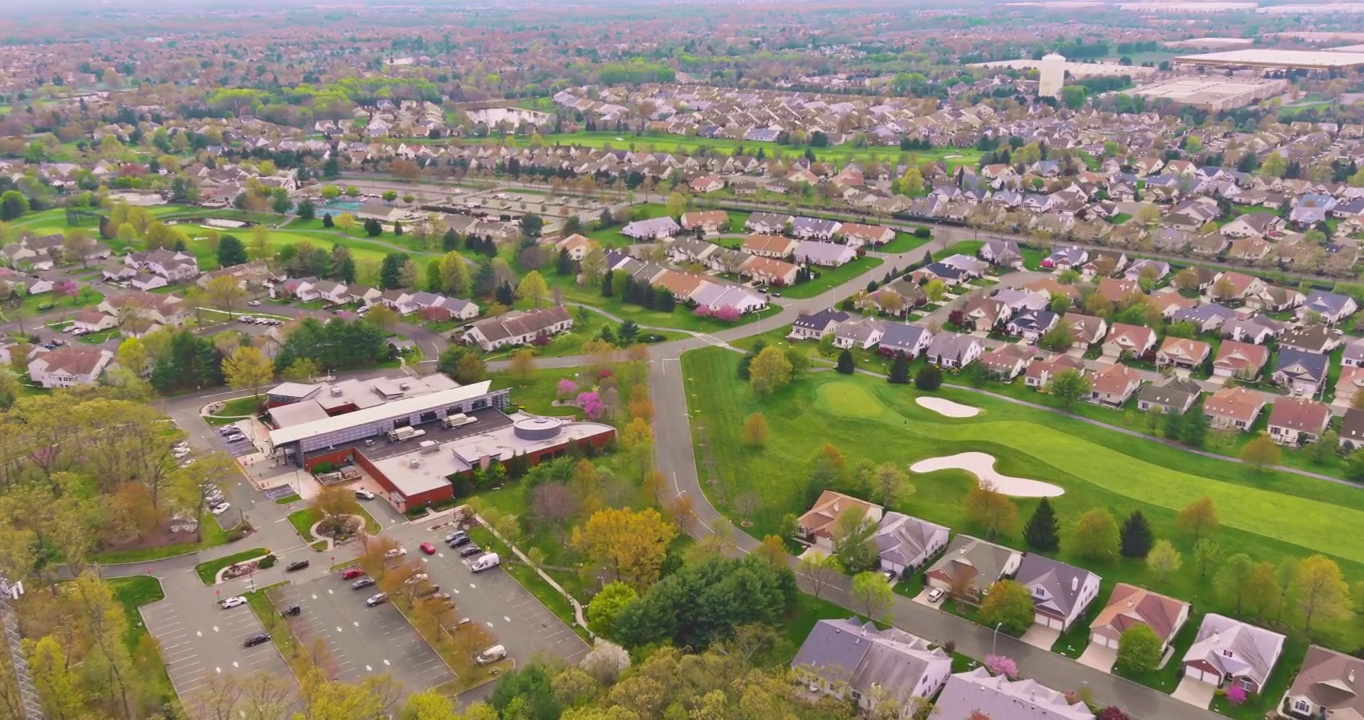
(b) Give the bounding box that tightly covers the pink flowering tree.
[984,655,1018,679]
[556,379,579,401]
[576,391,605,420]
[693,305,713,318]
[716,306,741,322]
[1226,685,1247,706]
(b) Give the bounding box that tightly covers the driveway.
[1021,624,1061,650]
[1172,677,1217,708]
[910,588,943,608]
[1077,642,1118,672]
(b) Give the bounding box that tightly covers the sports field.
[682,347,1364,645]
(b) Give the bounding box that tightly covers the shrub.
[258,553,277,569]
[913,227,932,238]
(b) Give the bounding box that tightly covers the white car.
[403,573,429,585]
[355,488,376,500]
[384,547,407,559]
[220,596,246,609]
[247,300,261,307]
[210,503,231,515]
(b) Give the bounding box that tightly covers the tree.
[1240,432,1281,471]
[380,252,410,289]
[0,191,27,220]
[520,213,544,239]
[1294,554,1352,634]
[281,357,320,382]
[889,352,911,384]
[1215,553,1257,614]
[398,259,419,289]
[1038,323,1074,352]
[851,572,894,621]
[1192,538,1222,580]
[116,336,151,377]
[741,412,769,447]
[798,552,844,600]
[831,508,878,572]
[312,485,362,535]
[1120,510,1154,559]
[1115,624,1163,676]
[965,483,1018,540]
[217,234,248,267]
[749,346,794,398]
[1244,561,1281,619]
[1046,369,1090,409]
[915,364,943,391]
[754,535,788,570]
[571,507,677,592]
[1146,539,1182,581]
[222,345,273,398]
[1073,509,1120,562]
[1023,497,1060,552]
[516,270,551,308]
[978,580,1034,636]
[202,273,249,318]
[585,581,637,639]
[334,212,356,236]
[365,303,398,332]
[870,463,913,508]
[1177,496,1219,540]
[836,349,855,374]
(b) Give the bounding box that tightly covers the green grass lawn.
[880,231,933,255]
[780,256,884,300]
[491,311,681,360]
[106,576,179,714]
[93,515,231,563]
[195,548,271,585]
[681,347,1364,650]
[537,271,782,334]
[937,240,986,260]
[209,395,262,418]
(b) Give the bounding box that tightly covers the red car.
[341,567,364,580]
[420,542,437,555]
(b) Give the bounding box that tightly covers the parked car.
[383,546,407,559]
[219,596,246,609]
[243,632,271,647]
[365,593,388,607]
[927,587,945,603]
[475,645,506,665]
[458,544,482,558]
[282,605,301,617]
[351,577,376,589]
[447,533,471,548]
[285,560,310,572]
[355,488,376,501]
[341,567,364,580]
[449,617,472,631]
[247,300,261,307]
[443,530,466,543]
[420,542,436,555]
[402,573,428,586]
[210,503,231,516]
[415,584,441,598]
[470,553,500,573]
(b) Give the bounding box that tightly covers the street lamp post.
[992,621,1003,655]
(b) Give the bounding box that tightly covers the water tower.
[1039,53,1066,99]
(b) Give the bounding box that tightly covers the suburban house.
[862,279,926,316]
[688,175,724,193]
[1221,316,1282,345]
[793,240,857,267]
[1336,365,1364,409]
[1137,377,1202,415]
[1005,310,1058,343]
[620,216,680,241]
[1213,341,1271,380]
[1025,354,1087,389]
[925,333,983,369]
[925,535,1022,602]
[874,512,951,576]
[833,317,886,350]
[959,296,1010,332]
[424,297,480,322]
[745,212,793,234]
[791,618,952,712]
[797,491,884,553]
[555,234,597,260]
[1267,397,1332,445]
[1041,246,1088,271]
[790,309,850,341]
[461,306,573,351]
[1221,212,1284,239]
[1204,387,1267,431]
[934,668,1094,720]
[1152,289,1198,319]
[878,323,934,358]
[310,280,350,305]
[1249,284,1305,314]
[98,292,189,328]
[689,283,768,315]
[839,223,896,248]
[1342,409,1364,451]
[1273,349,1330,396]
[1281,646,1364,720]
[1095,277,1142,306]
[679,210,729,234]
[1171,303,1240,334]
[71,309,116,334]
[1182,614,1285,695]
[1089,363,1143,407]
[1344,339,1364,369]
[1208,271,1266,304]
[1156,337,1211,370]
[1015,554,1101,632]
[1278,324,1344,355]
[1124,259,1171,283]
[979,238,1024,269]
[739,255,799,286]
[743,234,799,259]
[28,346,114,388]
[1063,314,1108,349]
[1089,584,1191,654]
[1102,323,1157,360]
[979,344,1038,380]
[1298,290,1359,325]
[379,289,419,315]
[125,249,200,283]
[791,217,842,240]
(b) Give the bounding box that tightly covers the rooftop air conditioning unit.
[399,382,411,390]
[409,457,422,468]
[330,386,343,396]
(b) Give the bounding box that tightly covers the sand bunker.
[915,397,981,418]
[910,452,1064,498]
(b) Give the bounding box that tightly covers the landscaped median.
[286,506,382,551]
[195,548,272,585]
[241,582,313,679]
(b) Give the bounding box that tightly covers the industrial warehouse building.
[1130,77,1289,111]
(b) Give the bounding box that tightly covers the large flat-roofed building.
[1174,48,1364,70]
[972,59,1155,78]
[1120,3,1256,12]
[1166,37,1256,49]
[267,381,511,459]
[1130,77,1289,111]
[265,375,463,428]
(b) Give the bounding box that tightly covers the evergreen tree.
[1180,406,1209,448]
[836,349,855,375]
[1163,410,1185,440]
[474,260,498,298]
[914,364,943,390]
[1023,498,1061,552]
[888,352,911,384]
[393,220,404,236]
[920,249,933,267]
[1120,510,1154,559]
[737,340,767,381]
[322,212,334,228]
[600,269,615,297]
[495,281,515,306]
[556,248,575,276]
[442,229,461,251]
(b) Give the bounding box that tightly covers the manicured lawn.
[537,270,782,334]
[287,505,381,544]
[93,515,231,563]
[210,395,261,419]
[779,256,884,300]
[492,311,680,360]
[195,548,271,585]
[681,347,1364,648]
[880,231,933,255]
[937,240,985,259]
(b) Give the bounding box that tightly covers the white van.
[470,553,500,573]
[475,645,506,664]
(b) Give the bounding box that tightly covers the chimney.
[1071,576,1079,592]
[1350,670,1357,684]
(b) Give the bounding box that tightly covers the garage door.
[1101,635,1118,650]
[1187,667,1216,684]
[1035,613,1063,630]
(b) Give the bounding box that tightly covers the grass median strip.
[242,582,313,679]
[195,548,270,585]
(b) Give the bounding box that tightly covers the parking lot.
[141,593,292,711]
[270,574,455,687]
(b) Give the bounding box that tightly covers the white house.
[462,306,573,352]
[28,346,114,388]
[875,512,950,576]
[1015,554,1101,632]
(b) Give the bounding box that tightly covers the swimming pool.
[320,200,364,213]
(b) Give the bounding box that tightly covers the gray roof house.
[1273,349,1330,395]
[925,535,1022,601]
[790,308,850,341]
[620,216,680,240]
[793,240,857,267]
[745,212,793,234]
[934,668,1094,720]
[791,217,843,240]
[925,332,984,369]
[874,512,950,575]
[1298,290,1359,325]
[1137,377,1202,415]
[792,618,952,713]
[877,323,933,359]
[1344,338,1364,368]
[1279,324,1344,355]
[1182,614,1285,695]
[979,238,1023,269]
[1170,303,1240,333]
[1282,645,1364,720]
[1015,554,1102,631]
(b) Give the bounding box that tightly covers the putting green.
[814,381,888,419]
